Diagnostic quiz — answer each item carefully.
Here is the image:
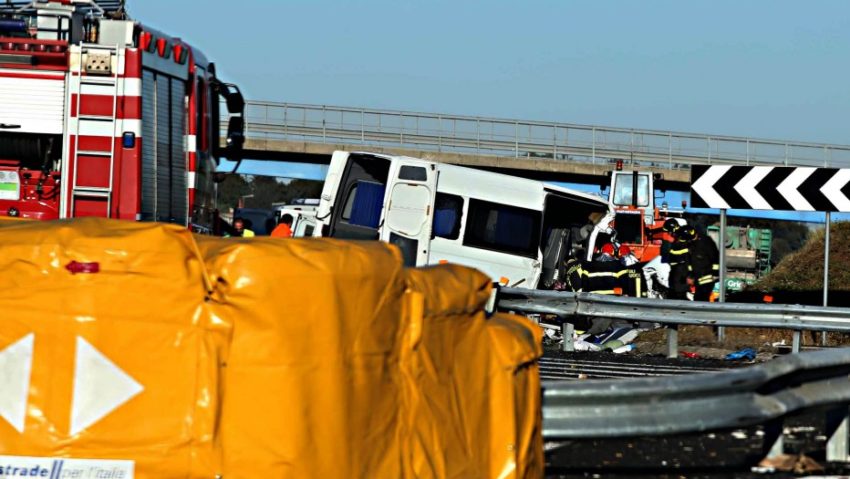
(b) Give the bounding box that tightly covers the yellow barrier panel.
[0,218,227,478]
[198,236,409,478]
[0,219,543,478]
[403,267,543,479]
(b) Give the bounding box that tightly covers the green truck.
[707,226,773,292]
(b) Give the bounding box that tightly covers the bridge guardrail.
[542,347,850,463]
[236,101,850,172]
[496,287,850,357]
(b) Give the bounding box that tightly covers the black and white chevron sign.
[690,165,850,212]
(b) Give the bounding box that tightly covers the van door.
[380,161,437,266]
[314,151,351,237]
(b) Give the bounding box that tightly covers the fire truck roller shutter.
[141,70,156,221]
[169,79,187,225]
[141,69,187,224]
[155,74,169,221]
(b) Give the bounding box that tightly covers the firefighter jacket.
[667,238,691,294]
[564,258,583,292]
[580,260,628,295]
[689,235,720,286]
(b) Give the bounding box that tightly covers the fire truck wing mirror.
[226,116,245,149]
[222,83,244,114]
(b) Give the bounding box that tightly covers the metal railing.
[543,347,850,463]
[497,288,850,357]
[240,100,850,171]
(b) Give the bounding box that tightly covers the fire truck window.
[613,174,650,207]
[463,199,541,259]
[433,193,463,240]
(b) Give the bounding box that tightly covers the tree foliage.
[216,174,323,211]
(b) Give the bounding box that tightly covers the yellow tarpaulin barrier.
[0,219,543,478]
[0,218,227,478]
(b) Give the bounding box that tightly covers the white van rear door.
[381,161,437,266]
[313,151,350,237]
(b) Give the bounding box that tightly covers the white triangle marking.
[820,169,850,213]
[777,167,815,211]
[0,333,34,433]
[70,337,143,436]
[692,165,731,209]
[734,166,773,210]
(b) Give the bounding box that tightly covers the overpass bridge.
[236,101,850,189]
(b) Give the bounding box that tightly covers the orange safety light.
[172,44,188,64]
[613,287,623,296]
[763,294,774,303]
[156,38,171,58]
[499,277,510,286]
[438,259,449,265]
[139,31,153,51]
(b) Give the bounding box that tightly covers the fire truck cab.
[605,168,678,262]
[0,0,244,230]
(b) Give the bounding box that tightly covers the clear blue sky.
[134,1,850,221]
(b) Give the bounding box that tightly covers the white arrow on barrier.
[0,334,34,433]
[734,166,773,210]
[70,337,143,436]
[692,165,731,209]
[777,167,815,211]
[820,169,850,212]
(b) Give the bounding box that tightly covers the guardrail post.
[322,105,326,143]
[477,119,481,154]
[592,127,596,164]
[764,420,785,459]
[283,104,288,138]
[666,325,678,359]
[515,121,519,158]
[668,133,673,167]
[792,331,802,353]
[553,126,557,160]
[438,115,442,152]
[826,406,850,463]
[399,113,404,145]
[561,322,574,352]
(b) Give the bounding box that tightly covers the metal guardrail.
[542,347,850,462]
[239,100,850,172]
[497,287,850,357]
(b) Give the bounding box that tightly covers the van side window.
[463,199,541,258]
[399,165,427,181]
[433,193,463,240]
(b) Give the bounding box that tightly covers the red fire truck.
[0,0,244,231]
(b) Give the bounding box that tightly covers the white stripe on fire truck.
[69,118,142,137]
[187,171,196,189]
[68,78,142,97]
[185,135,196,153]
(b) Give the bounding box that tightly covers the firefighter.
[687,227,720,301]
[581,244,629,296]
[558,257,584,292]
[667,225,692,300]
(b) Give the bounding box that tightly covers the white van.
[314,151,611,289]
[273,200,319,237]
